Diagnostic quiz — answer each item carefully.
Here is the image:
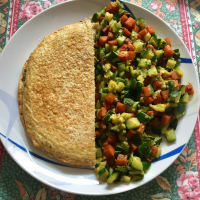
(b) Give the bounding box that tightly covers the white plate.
[0,0,200,196]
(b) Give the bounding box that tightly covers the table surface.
[0,0,200,199]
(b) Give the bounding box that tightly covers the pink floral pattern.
[149,1,162,10]
[19,1,43,20]
[43,0,51,9]
[177,171,200,200]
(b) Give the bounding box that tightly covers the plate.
[0,0,199,196]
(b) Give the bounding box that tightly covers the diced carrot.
[143,87,151,97]
[98,107,107,119]
[124,17,136,30]
[138,123,145,134]
[116,102,126,113]
[171,70,181,80]
[161,90,169,101]
[107,135,117,146]
[108,32,114,40]
[161,114,171,125]
[120,43,128,51]
[102,25,109,33]
[185,83,194,95]
[95,130,101,138]
[108,40,117,46]
[105,93,115,104]
[153,80,163,90]
[111,65,117,72]
[151,146,158,156]
[146,26,155,35]
[123,28,131,37]
[99,36,108,46]
[104,144,115,158]
[128,51,136,61]
[165,37,171,46]
[146,110,154,116]
[144,96,154,105]
[164,45,174,57]
[120,14,128,23]
[103,101,113,110]
[126,130,136,140]
[125,38,132,44]
[127,43,135,51]
[105,2,119,13]
[153,93,163,104]
[115,154,128,166]
[133,24,140,32]
[118,50,129,62]
[139,28,148,38]
[130,143,137,152]
[99,121,107,130]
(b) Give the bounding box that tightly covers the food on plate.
[18,20,96,168]
[92,1,194,183]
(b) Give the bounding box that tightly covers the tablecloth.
[0,0,200,199]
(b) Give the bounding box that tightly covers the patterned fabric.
[0,0,200,199]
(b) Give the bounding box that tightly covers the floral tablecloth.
[0,0,200,199]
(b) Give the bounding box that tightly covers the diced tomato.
[111,65,117,72]
[146,110,154,116]
[116,102,126,113]
[107,135,117,146]
[98,107,107,119]
[125,38,133,44]
[123,28,131,37]
[130,143,137,152]
[124,17,136,30]
[161,90,169,101]
[105,93,115,104]
[171,70,181,80]
[102,25,109,33]
[153,93,163,104]
[133,24,140,32]
[146,26,155,35]
[127,43,135,51]
[108,40,117,46]
[108,32,114,40]
[105,2,119,13]
[120,14,128,23]
[153,80,163,90]
[185,83,194,95]
[128,51,136,61]
[146,157,152,162]
[115,154,128,166]
[99,121,107,130]
[95,130,101,138]
[151,117,160,127]
[139,28,148,38]
[161,114,171,125]
[151,146,158,156]
[120,43,128,51]
[164,45,174,57]
[104,144,115,159]
[143,87,151,97]
[126,130,136,140]
[119,50,129,61]
[99,16,104,23]
[144,96,154,105]
[94,41,99,48]
[146,44,156,53]
[103,101,113,110]
[165,37,171,46]
[138,123,145,134]
[172,80,180,89]
[99,36,108,46]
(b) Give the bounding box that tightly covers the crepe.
[18,20,96,168]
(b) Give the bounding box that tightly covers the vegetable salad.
[92,0,194,184]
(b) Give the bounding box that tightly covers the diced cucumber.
[166,59,176,69]
[148,66,158,77]
[175,66,183,76]
[96,148,102,158]
[121,175,131,183]
[137,112,152,123]
[130,31,138,42]
[158,39,166,49]
[118,63,126,72]
[117,36,126,46]
[129,155,143,171]
[142,49,154,60]
[106,51,119,61]
[165,129,176,142]
[179,85,186,95]
[155,50,164,59]
[126,117,140,129]
[138,58,151,68]
[150,104,168,112]
[136,18,146,29]
[174,103,186,119]
[109,19,121,33]
[133,40,144,53]
[148,84,154,94]
[144,32,151,42]
[105,12,113,22]
[149,35,158,48]
[107,172,119,184]
[173,49,180,59]
[181,93,189,103]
